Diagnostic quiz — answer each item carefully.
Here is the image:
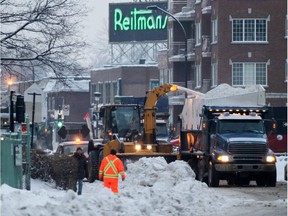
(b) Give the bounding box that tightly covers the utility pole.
[9,91,15,132]
[28,92,41,149]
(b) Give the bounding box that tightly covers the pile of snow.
[1,156,287,216]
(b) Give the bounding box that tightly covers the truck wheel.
[88,150,98,183]
[197,160,208,184]
[266,170,276,187]
[96,149,104,179]
[208,162,219,187]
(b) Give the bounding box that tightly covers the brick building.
[159,0,287,124]
[90,65,160,104]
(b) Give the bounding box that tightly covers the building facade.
[160,0,287,125]
[90,65,160,105]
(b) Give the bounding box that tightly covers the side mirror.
[210,134,216,140]
[276,135,283,141]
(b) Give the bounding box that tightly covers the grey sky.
[82,0,128,45]
[79,0,129,66]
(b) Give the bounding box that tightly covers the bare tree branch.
[0,0,88,80]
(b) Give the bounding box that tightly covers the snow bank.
[1,156,286,216]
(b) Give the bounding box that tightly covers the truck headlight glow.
[147,144,152,150]
[266,155,276,163]
[217,155,229,162]
[135,144,141,151]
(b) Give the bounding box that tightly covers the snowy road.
[208,181,287,216]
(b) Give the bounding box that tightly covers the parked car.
[55,140,89,158]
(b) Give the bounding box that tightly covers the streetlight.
[147,5,188,89]
[94,92,101,138]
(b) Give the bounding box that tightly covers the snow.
[1,156,287,216]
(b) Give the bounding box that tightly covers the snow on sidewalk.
[1,156,287,216]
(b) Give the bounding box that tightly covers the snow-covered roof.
[91,64,158,72]
[43,78,90,93]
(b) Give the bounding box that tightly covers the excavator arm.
[143,84,178,144]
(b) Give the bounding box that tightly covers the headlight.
[135,144,141,151]
[147,144,152,150]
[266,155,276,163]
[217,155,230,162]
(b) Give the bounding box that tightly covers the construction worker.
[99,149,125,194]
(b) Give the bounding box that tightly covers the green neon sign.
[114,8,168,31]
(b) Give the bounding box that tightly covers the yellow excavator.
[102,83,179,159]
[88,84,179,181]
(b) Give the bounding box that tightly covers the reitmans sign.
[109,2,168,43]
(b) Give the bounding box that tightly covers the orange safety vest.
[99,154,125,180]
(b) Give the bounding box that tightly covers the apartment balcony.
[201,35,211,57]
[201,0,211,14]
[172,5,196,21]
[169,0,189,14]
[168,39,196,62]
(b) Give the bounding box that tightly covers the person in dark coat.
[72,147,87,195]
[88,139,95,154]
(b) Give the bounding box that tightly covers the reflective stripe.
[103,157,119,177]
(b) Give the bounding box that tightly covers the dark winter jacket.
[72,152,87,180]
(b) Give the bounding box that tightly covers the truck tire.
[97,149,104,178]
[208,162,219,187]
[88,150,98,183]
[197,160,208,184]
[266,170,276,187]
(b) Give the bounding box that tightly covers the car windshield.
[218,120,265,134]
[63,144,88,155]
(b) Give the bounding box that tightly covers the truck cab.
[181,106,277,187]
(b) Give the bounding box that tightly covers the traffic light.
[58,125,67,139]
[81,125,90,138]
[57,114,63,128]
[16,95,25,123]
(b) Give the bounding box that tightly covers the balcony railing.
[168,38,196,62]
[201,0,211,14]
[170,0,188,14]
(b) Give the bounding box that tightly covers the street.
[209,181,287,216]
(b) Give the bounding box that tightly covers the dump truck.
[178,84,278,187]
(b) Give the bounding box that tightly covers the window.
[150,79,159,90]
[196,64,201,88]
[105,82,110,104]
[196,22,201,45]
[211,63,218,87]
[168,29,173,50]
[117,79,122,96]
[232,62,267,86]
[211,19,218,43]
[285,59,288,82]
[99,83,103,104]
[285,15,288,38]
[232,19,267,42]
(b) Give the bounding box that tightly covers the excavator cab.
[99,104,141,142]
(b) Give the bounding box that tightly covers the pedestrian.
[72,147,87,195]
[88,139,95,154]
[99,149,125,194]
